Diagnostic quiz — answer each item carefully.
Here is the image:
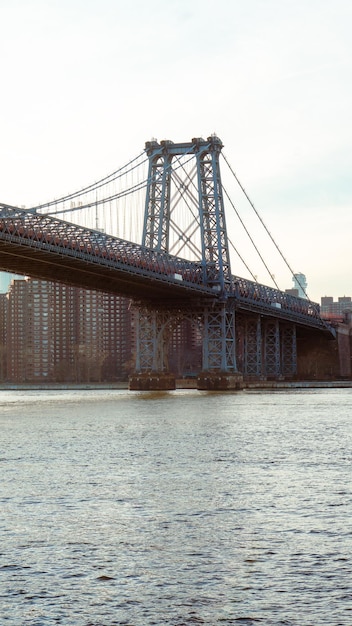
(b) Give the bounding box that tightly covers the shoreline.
[1,380,352,391]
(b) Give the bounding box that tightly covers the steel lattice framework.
[0,201,331,330]
[196,137,232,289]
[142,144,172,251]
[139,136,236,373]
[281,325,297,376]
[264,320,281,377]
[142,136,232,292]
[0,135,335,385]
[242,316,262,377]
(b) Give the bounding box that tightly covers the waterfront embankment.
[1,379,352,391]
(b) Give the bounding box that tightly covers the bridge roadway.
[0,204,333,335]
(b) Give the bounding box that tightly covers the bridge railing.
[0,204,333,334]
[0,205,206,288]
[232,275,326,324]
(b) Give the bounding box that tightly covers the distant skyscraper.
[292,273,307,298]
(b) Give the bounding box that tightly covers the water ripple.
[1,388,352,624]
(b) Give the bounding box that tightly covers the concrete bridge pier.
[197,370,244,390]
[129,371,176,391]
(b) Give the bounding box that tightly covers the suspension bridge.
[0,135,334,389]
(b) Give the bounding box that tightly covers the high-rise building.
[5,278,133,382]
[2,276,203,383]
[292,273,307,298]
[321,296,352,319]
[168,318,202,377]
[0,293,7,380]
[7,278,57,381]
[7,279,29,381]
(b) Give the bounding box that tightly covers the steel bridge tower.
[142,135,232,291]
[131,136,243,390]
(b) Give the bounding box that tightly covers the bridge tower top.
[142,135,232,294]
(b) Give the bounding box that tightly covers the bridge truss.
[131,136,333,388]
[0,136,335,389]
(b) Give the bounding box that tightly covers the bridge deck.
[0,204,334,336]
[0,204,212,302]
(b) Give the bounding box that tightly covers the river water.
[1,388,351,625]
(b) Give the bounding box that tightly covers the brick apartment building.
[321,296,352,319]
[0,293,6,380]
[0,276,202,383]
[3,278,133,383]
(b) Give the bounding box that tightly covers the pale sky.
[1,0,352,302]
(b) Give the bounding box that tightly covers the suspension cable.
[228,238,258,282]
[222,153,332,332]
[41,148,199,218]
[222,152,310,299]
[30,151,147,211]
[43,177,150,216]
[222,184,280,290]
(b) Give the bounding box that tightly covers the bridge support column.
[281,324,297,377]
[129,307,176,390]
[240,317,297,381]
[263,319,281,378]
[243,315,262,378]
[197,303,243,390]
